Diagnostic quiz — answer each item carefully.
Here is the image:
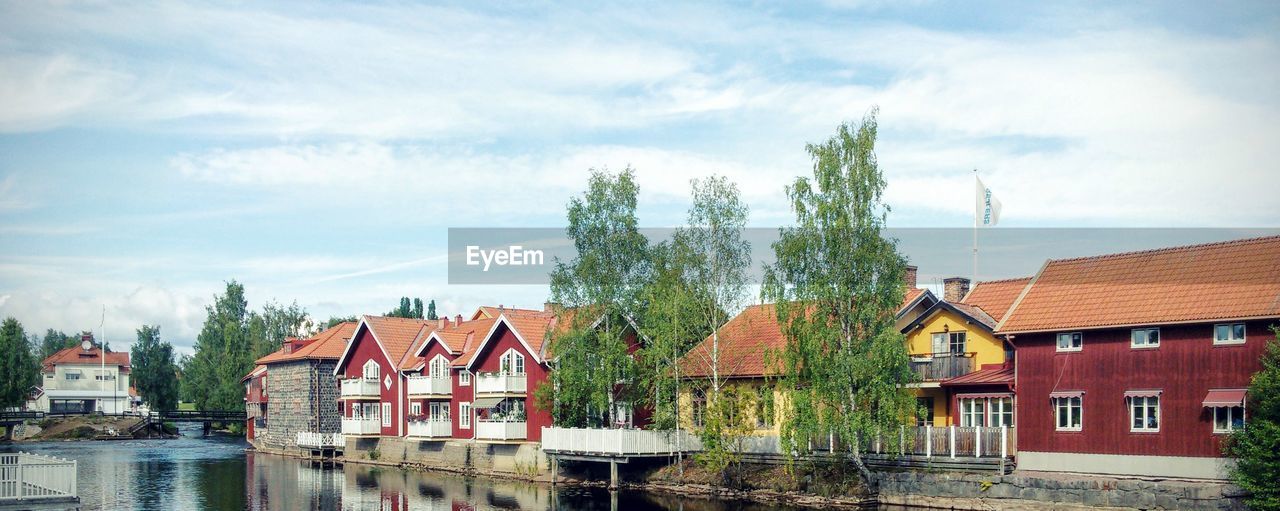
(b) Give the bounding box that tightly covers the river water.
[3,428,818,511]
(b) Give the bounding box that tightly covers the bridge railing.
[0,452,77,501]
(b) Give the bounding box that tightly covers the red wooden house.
[462,312,559,443]
[334,316,438,439]
[400,315,498,440]
[998,235,1280,479]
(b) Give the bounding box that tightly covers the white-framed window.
[460,371,471,386]
[459,402,472,429]
[381,402,392,427]
[362,359,380,379]
[1056,332,1083,352]
[960,398,986,427]
[500,349,526,375]
[1129,395,1159,432]
[350,402,360,418]
[410,402,421,416]
[363,402,378,420]
[429,355,449,378]
[1131,328,1160,348]
[992,397,1014,427]
[430,402,449,421]
[65,372,81,380]
[1213,406,1246,433]
[1053,396,1082,431]
[1214,323,1246,345]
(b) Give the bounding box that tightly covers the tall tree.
[426,300,438,320]
[0,318,40,409]
[385,297,424,319]
[1225,328,1280,510]
[131,325,179,411]
[543,167,651,428]
[761,108,916,487]
[412,298,424,319]
[39,329,78,359]
[249,300,313,359]
[325,315,358,329]
[184,281,252,411]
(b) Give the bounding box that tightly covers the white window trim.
[1053,396,1083,431]
[429,355,448,378]
[459,402,472,429]
[363,359,380,380]
[500,349,527,375]
[460,370,471,386]
[1130,328,1160,349]
[381,402,392,427]
[1212,404,1246,434]
[1128,395,1160,433]
[410,402,421,416]
[1213,323,1246,345]
[1056,332,1083,353]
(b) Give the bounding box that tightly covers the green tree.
[426,300,438,320]
[543,167,651,428]
[385,297,425,319]
[761,108,916,487]
[325,315,358,329]
[0,318,40,409]
[131,325,179,411]
[249,300,313,360]
[1225,328,1280,510]
[39,329,79,359]
[412,298,424,319]
[184,281,252,411]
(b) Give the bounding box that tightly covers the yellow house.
[899,277,1030,428]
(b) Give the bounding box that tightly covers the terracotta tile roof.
[399,317,498,370]
[960,277,1031,322]
[942,365,1014,386]
[356,316,439,370]
[255,322,357,365]
[42,347,129,372]
[505,313,557,360]
[471,306,547,320]
[998,235,1280,333]
[947,302,999,330]
[902,287,928,308]
[241,364,267,382]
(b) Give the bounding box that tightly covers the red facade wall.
[1015,319,1272,458]
[339,328,402,437]
[468,322,552,442]
[452,367,475,439]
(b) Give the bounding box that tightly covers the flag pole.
[973,169,979,283]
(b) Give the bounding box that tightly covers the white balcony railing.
[406,376,452,396]
[296,431,345,448]
[541,427,703,456]
[340,378,381,398]
[474,373,527,395]
[407,420,452,438]
[475,420,526,441]
[0,452,77,501]
[341,418,381,435]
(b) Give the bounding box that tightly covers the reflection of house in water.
[245,451,341,510]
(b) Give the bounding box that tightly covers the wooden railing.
[475,420,526,441]
[340,378,380,398]
[883,425,1014,458]
[296,431,344,448]
[475,374,527,395]
[909,353,973,381]
[542,427,702,456]
[0,452,77,501]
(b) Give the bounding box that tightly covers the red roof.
[42,347,129,372]
[400,317,498,370]
[942,365,1014,386]
[470,305,548,320]
[255,322,357,365]
[998,236,1280,333]
[961,277,1031,322]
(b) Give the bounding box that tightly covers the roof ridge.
[973,276,1033,285]
[1046,235,1280,265]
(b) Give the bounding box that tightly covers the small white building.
[29,341,136,414]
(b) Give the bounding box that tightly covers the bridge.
[1,410,247,439]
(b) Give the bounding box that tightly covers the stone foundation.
[343,437,549,479]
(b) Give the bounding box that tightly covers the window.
[916,397,935,426]
[500,350,526,375]
[65,372,81,381]
[1053,396,1082,431]
[410,402,422,416]
[362,360,380,379]
[1213,406,1245,433]
[430,402,449,421]
[459,403,472,429]
[95,371,116,381]
[756,388,775,429]
[381,402,392,427]
[931,333,947,356]
[991,397,1015,427]
[949,332,967,355]
[1056,332,1083,352]
[1214,323,1246,345]
[1129,396,1159,432]
[960,398,986,427]
[1131,328,1160,348]
[429,356,449,378]
[460,371,471,386]
[362,402,378,421]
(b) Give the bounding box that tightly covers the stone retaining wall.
[878,470,1247,511]
[344,437,549,479]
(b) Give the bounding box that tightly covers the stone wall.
[264,359,340,449]
[343,437,548,479]
[877,470,1247,511]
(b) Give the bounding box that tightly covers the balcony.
[475,420,526,441]
[340,378,380,398]
[910,353,973,382]
[341,418,380,436]
[475,373,527,396]
[406,376,452,397]
[296,432,344,449]
[407,420,452,439]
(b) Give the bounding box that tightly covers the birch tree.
[762,108,916,488]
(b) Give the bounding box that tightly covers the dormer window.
[362,360,380,380]
[499,349,525,375]
[429,355,449,378]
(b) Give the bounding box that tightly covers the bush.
[368,449,381,461]
[1225,328,1280,511]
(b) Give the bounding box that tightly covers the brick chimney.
[944,277,971,302]
[904,265,918,289]
[454,314,463,327]
[438,318,446,330]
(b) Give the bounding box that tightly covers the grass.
[177,402,196,411]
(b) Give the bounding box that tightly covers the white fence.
[475,420,526,441]
[340,378,380,398]
[885,425,1014,458]
[475,374,527,395]
[296,431,345,448]
[541,427,703,456]
[0,452,77,501]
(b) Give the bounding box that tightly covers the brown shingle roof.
[42,347,129,372]
[998,235,1280,333]
[960,277,1031,322]
[255,322,357,365]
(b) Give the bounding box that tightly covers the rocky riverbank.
[7,415,176,441]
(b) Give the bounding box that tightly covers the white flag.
[976,176,1001,227]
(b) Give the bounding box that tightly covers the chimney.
[438,318,446,330]
[544,301,560,313]
[454,314,463,327]
[944,277,971,302]
[904,265,918,289]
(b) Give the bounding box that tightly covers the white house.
[29,340,137,414]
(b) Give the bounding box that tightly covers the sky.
[1,1,1278,355]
